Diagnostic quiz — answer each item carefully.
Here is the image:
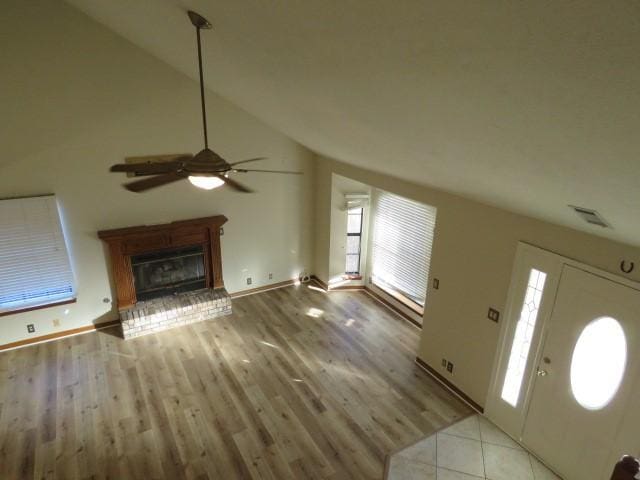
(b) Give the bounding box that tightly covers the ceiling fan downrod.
[188,11,212,150]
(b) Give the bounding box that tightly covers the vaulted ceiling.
[66,0,640,246]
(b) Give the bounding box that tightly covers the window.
[0,195,75,313]
[501,268,547,407]
[371,190,436,309]
[345,207,363,275]
[570,316,626,410]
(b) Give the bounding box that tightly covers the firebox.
[131,245,206,301]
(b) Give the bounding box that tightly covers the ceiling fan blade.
[110,161,183,175]
[124,153,192,164]
[112,154,192,177]
[228,157,267,167]
[234,168,302,175]
[216,174,253,193]
[123,173,186,193]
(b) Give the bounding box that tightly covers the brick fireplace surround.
[98,216,232,339]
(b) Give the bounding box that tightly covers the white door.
[522,265,640,480]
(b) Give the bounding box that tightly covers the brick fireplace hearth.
[120,288,231,339]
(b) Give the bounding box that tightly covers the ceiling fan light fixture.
[111,12,294,193]
[188,175,225,190]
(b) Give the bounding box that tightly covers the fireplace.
[98,216,231,339]
[131,245,207,301]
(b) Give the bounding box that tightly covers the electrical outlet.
[269,273,273,280]
[53,319,60,327]
[488,308,500,323]
[446,361,454,373]
[246,277,252,285]
[441,358,447,367]
[433,278,440,290]
[27,324,35,333]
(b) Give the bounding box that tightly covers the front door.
[522,265,640,479]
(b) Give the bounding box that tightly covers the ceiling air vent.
[569,205,610,228]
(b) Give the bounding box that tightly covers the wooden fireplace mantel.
[98,215,227,310]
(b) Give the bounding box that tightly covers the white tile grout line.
[478,416,529,451]
[438,466,486,479]
[435,431,486,478]
[479,430,488,479]
[384,412,479,479]
[528,451,563,480]
[528,451,537,480]
[435,430,438,478]
[437,431,481,444]
[390,415,557,480]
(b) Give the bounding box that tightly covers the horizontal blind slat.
[0,196,76,309]
[371,190,436,305]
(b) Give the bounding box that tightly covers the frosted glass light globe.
[188,175,225,190]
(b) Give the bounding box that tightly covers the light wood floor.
[0,284,470,479]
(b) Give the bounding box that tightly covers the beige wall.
[315,155,640,407]
[0,0,315,345]
[313,161,331,282]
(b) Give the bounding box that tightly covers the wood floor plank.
[0,284,470,479]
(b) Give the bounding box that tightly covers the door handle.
[536,368,548,377]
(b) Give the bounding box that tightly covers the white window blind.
[371,190,436,306]
[0,195,75,312]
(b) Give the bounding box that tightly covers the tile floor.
[386,414,561,479]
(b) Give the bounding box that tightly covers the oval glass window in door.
[570,316,627,410]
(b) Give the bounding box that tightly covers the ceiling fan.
[110,10,301,193]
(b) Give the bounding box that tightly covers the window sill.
[343,274,362,280]
[0,297,77,317]
[372,283,424,316]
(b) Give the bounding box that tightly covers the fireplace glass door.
[131,245,206,301]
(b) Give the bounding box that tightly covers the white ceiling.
[66,0,640,246]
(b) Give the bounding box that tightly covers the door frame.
[485,242,640,441]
